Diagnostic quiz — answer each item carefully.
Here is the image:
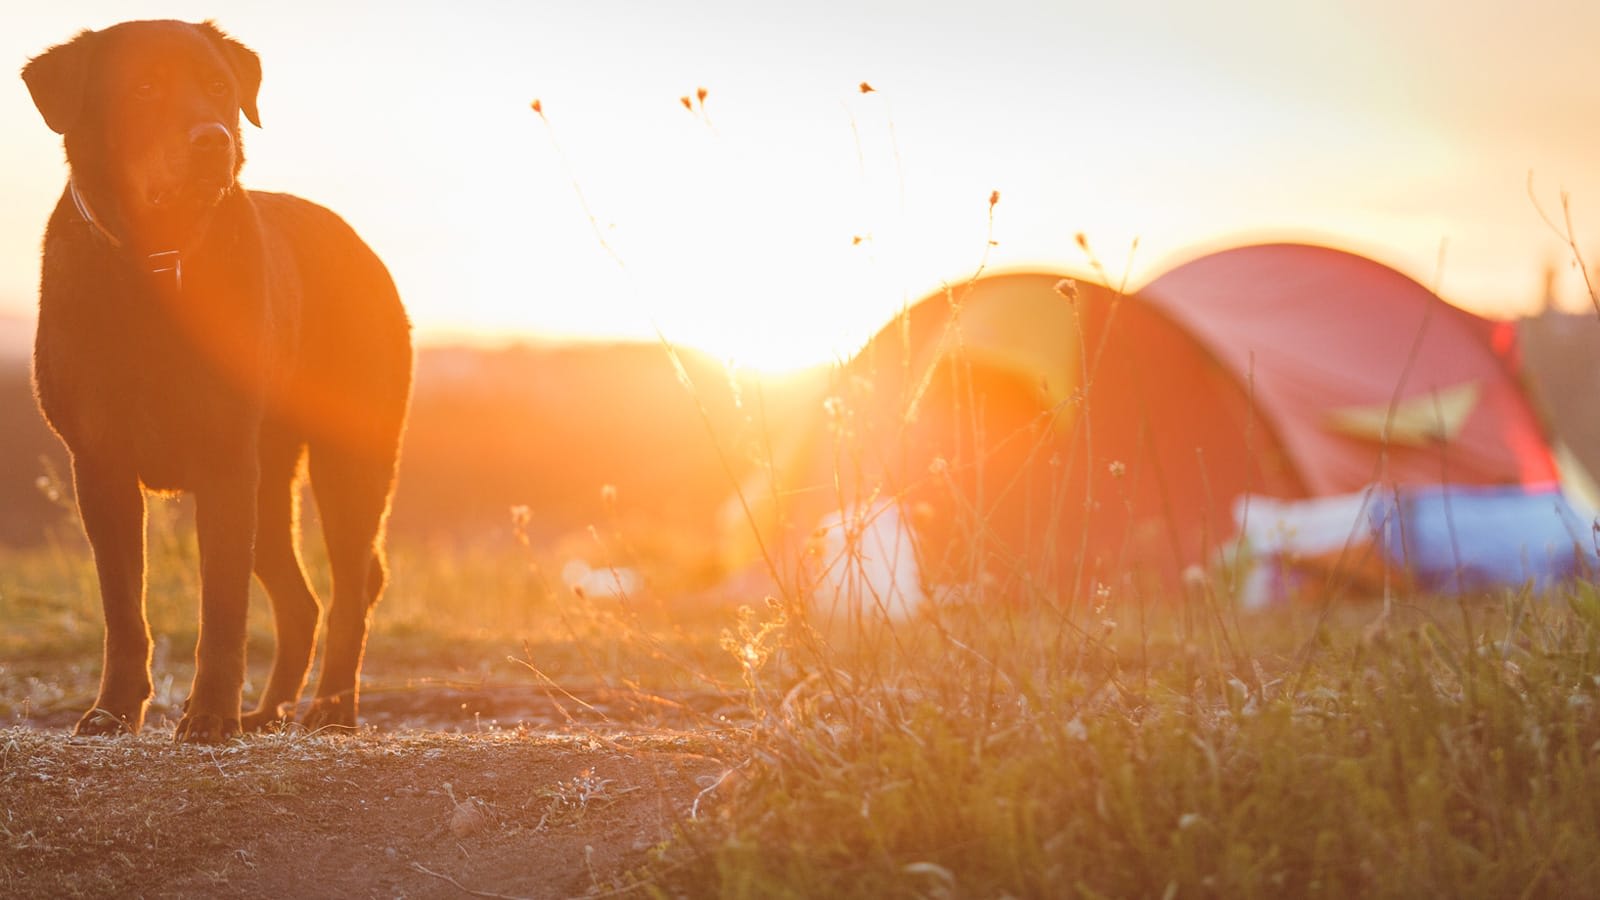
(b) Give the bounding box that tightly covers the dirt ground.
[0,720,735,899]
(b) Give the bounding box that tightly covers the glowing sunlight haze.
[2,0,1597,371]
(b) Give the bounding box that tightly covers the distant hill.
[0,342,829,559]
[393,341,825,548]
[0,315,31,364]
[0,355,66,546]
[4,315,1593,563]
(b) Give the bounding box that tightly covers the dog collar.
[68,179,122,249]
[68,179,184,292]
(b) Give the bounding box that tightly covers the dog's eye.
[207,79,230,98]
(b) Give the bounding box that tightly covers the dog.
[23,20,412,741]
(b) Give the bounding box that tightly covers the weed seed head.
[510,505,533,546]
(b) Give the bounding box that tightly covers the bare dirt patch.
[0,726,732,898]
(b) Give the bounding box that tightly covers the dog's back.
[251,191,412,462]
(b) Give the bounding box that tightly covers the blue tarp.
[1369,485,1598,593]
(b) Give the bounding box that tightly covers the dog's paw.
[73,706,141,737]
[300,696,357,733]
[173,711,239,744]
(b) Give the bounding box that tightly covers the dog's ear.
[199,21,262,128]
[22,29,97,135]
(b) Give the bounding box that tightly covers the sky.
[2,0,1597,371]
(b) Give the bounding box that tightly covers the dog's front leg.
[72,457,151,736]
[175,471,259,743]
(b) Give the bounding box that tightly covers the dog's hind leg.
[301,444,397,730]
[71,457,151,736]
[242,433,321,732]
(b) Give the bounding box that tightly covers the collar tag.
[147,250,182,292]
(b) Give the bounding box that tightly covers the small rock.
[450,800,490,838]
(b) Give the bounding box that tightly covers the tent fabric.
[1139,244,1558,494]
[733,242,1570,593]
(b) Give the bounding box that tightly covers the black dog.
[23,20,412,741]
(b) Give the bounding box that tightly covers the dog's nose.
[189,123,232,155]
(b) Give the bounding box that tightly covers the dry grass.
[627,585,1600,898]
[3,86,1597,900]
[7,356,1600,898]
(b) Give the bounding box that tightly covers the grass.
[0,491,750,730]
[5,89,1598,900]
[7,403,1600,899]
[10,510,1600,897]
[631,586,1600,898]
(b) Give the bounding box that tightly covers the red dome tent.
[730,243,1571,600]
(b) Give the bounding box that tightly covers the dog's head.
[23,20,262,226]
